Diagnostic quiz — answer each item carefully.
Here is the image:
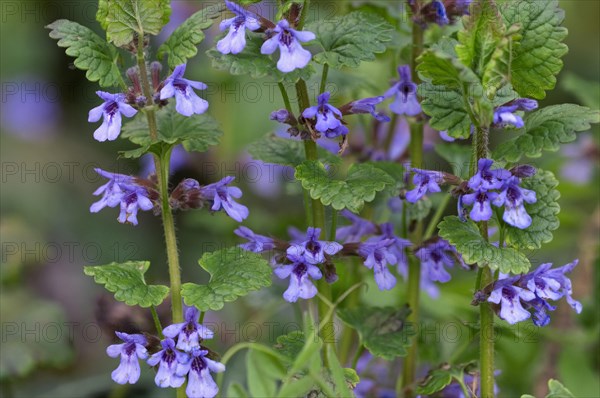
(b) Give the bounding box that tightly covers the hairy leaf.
[46,19,122,87]
[337,306,415,360]
[84,261,169,307]
[181,248,272,311]
[103,0,171,47]
[306,11,394,68]
[247,134,340,167]
[295,161,394,213]
[438,216,531,274]
[494,105,600,162]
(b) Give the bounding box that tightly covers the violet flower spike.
[162,307,214,352]
[274,256,323,302]
[358,239,398,290]
[468,158,511,191]
[405,168,445,203]
[200,176,249,222]
[302,92,349,138]
[160,64,209,117]
[261,19,315,73]
[234,226,275,253]
[286,227,342,265]
[88,91,137,142]
[147,338,190,388]
[384,65,421,116]
[176,348,225,398]
[106,332,148,385]
[216,0,261,55]
[488,276,536,324]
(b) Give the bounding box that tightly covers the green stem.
[150,306,164,338]
[319,64,329,95]
[399,20,425,397]
[297,0,310,29]
[277,82,294,117]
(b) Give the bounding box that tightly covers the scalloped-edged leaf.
[494,105,600,162]
[158,3,223,68]
[500,0,568,99]
[103,0,172,47]
[181,248,272,311]
[247,134,340,167]
[504,170,560,250]
[306,11,394,68]
[416,362,475,395]
[438,216,531,274]
[120,104,222,155]
[46,19,122,87]
[295,161,394,213]
[419,82,473,139]
[84,261,169,307]
[206,33,315,83]
[337,306,415,360]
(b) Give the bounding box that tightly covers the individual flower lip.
[160,64,209,117]
[234,226,275,253]
[216,0,261,55]
[88,91,137,142]
[487,275,536,324]
[162,307,214,352]
[286,227,343,265]
[90,168,155,226]
[200,176,249,222]
[274,257,323,302]
[106,332,148,385]
[358,239,398,290]
[384,65,421,116]
[176,347,225,398]
[460,189,498,222]
[147,338,190,388]
[492,176,537,229]
[405,168,445,203]
[493,98,538,128]
[340,96,391,123]
[260,19,315,73]
[302,92,349,138]
[468,158,511,191]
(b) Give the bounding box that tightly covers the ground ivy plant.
[48,0,598,397]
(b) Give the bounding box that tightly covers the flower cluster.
[479,261,582,326]
[460,159,536,229]
[107,308,225,398]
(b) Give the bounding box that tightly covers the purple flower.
[384,65,421,116]
[147,338,189,388]
[405,168,445,203]
[216,0,261,54]
[493,98,538,128]
[234,226,275,253]
[274,258,323,302]
[163,307,214,352]
[415,239,459,283]
[261,19,315,73]
[177,348,225,398]
[88,91,137,142]
[492,176,536,229]
[375,223,412,276]
[160,64,208,117]
[523,260,582,314]
[336,210,377,243]
[90,169,154,226]
[302,92,349,138]
[200,176,249,222]
[561,134,597,185]
[286,227,342,265]
[106,332,148,385]
[358,239,398,290]
[468,158,511,191]
[524,297,556,327]
[345,96,391,122]
[430,0,450,25]
[488,276,536,324]
[460,189,498,222]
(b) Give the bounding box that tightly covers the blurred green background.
[1,1,598,397]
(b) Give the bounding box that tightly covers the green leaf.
[306,11,394,68]
[103,0,172,47]
[337,306,416,360]
[277,376,315,398]
[326,345,354,398]
[121,104,222,155]
[246,349,286,397]
[500,0,568,99]
[504,170,560,250]
[418,49,481,91]
[46,20,122,88]
[438,216,531,274]
[295,161,394,213]
[84,261,169,307]
[207,34,315,83]
[434,143,472,179]
[181,248,272,311]
[419,82,473,139]
[247,134,340,167]
[158,3,223,68]
[494,105,600,162]
[227,383,249,398]
[416,362,475,395]
[547,379,575,397]
[274,331,306,362]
